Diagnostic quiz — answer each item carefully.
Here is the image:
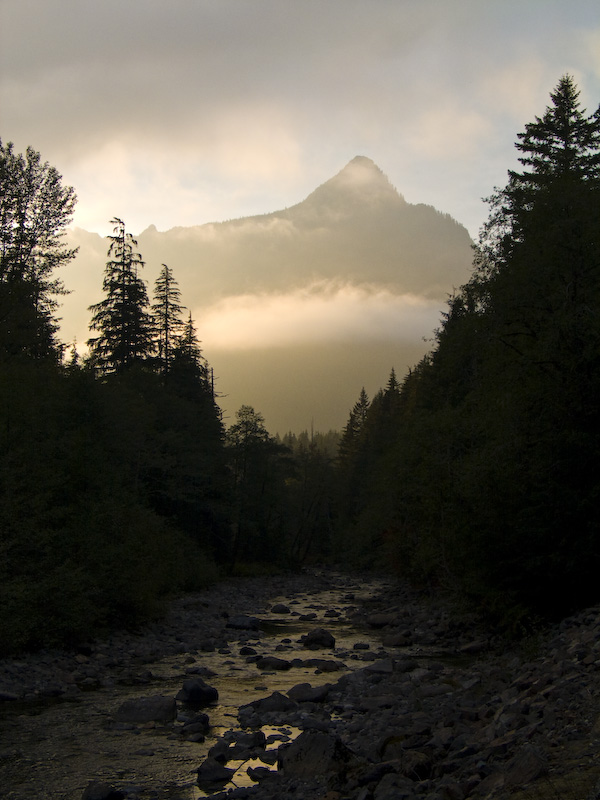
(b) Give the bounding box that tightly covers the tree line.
[1,75,599,652]
[334,76,600,628]
[0,145,338,653]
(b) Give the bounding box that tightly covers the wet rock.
[196,757,236,786]
[277,730,356,779]
[113,695,176,724]
[247,765,274,781]
[242,691,298,715]
[366,612,398,628]
[271,603,290,614]
[208,738,231,763]
[228,730,267,759]
[256,655,292,670]
[176,677,218,707]
[301,657,345,672]
[227,614,261,631]
[287,682,332,703]
[364,658,394,674]
[180,711,210,739]
[81,782,125,800]
[301,628,336,650]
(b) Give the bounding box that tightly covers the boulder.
[247,765,274,782]
[277,730,355,779]
[113,695,176,724]
[81,782,125,800]
[302,628,336,650]
[176,678,218,708]
[238,692,298,727]
[366,613,397,628]
[256,656,292,671]
[180,711,210,739]
[505,746,548,787]
[271,603,290,614]
[287,682,332,703]
[229,730,267,759]
[196,757,235,786]
[243,691,298,715]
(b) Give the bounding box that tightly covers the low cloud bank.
[199,282,443,351]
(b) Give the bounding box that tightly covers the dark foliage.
[333,77,600,624]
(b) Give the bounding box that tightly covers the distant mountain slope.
[133,155,472,301]
[62,157,475,431]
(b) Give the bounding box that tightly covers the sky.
[2,0,600,432]
[2,0,599,241]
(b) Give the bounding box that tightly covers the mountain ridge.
[62,156,475,431]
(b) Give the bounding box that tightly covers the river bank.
[0,570,599,800]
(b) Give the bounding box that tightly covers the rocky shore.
[1,570,599,800]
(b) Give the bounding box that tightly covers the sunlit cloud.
[200,282,441,351]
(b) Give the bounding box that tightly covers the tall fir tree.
[152,263,185,378]
[169,312,213,398]
[87,218,155,374]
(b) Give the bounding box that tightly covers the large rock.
[255,656,292,671]
[81,783,125,800]
[180,711,210,740]
[302,628,336,650]
[298,657,344,673]
[277,730,355,779]
[226,614,261,631]
[366,612,398,629]
[113,695,176,724]
[505,746,548,787]
[287,682,332,703]
[176,677,218,708]
[196,757,235,786]
[243,691,298,715]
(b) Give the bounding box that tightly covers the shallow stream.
[0,574,392,800]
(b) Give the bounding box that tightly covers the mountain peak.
[298,156,405,215]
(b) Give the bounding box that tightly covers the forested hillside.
[1,75,599,654]
[334,76,600,626]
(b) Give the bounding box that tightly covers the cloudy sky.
[2,0,599,241]
[2,0,600,432]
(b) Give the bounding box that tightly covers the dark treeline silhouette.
[332,76,600,628]
[0,149,335,654]
[1,75,599,652]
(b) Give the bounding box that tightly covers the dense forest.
[1,75,599,654]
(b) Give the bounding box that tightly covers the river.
[0,571,392,800]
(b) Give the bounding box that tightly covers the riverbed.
[0,571,393,800]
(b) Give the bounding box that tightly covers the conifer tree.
[169,312,212,397]
[0,140,77,360]
[338,387,370,461]
[152,263,185,377]
[87,218,154,373]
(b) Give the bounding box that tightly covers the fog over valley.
[62,157,473,432]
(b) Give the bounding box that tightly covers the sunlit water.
[0,576,393,800]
